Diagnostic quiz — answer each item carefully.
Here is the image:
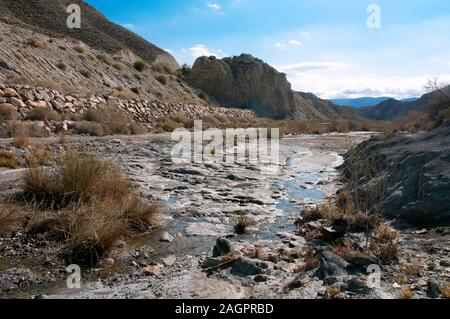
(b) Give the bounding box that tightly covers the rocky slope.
[341,122,450,225]
[357,86,450,121]
[189,54,358,120]
[0,21,205,105]
[0,0,179,71]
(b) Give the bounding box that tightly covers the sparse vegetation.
[133,60,147,72]
[80,103,146,136]
[234,216,253,234]
[442,283,450,299]
[398,288,414,299]
[26,107,60,121]
[294,250,320,272]
[27,37,48,49]
[0,104,19,121]
[0,149,20,169]
[97,54,113,65]
[22,150,158,264]
[0,202,20,236]
[400,264,423,277]
[113,62,124,71]
[156,75,168,85]
[73,45,85,54]
[324,286,342,299]
[80,70,90,78]
[11,134,31,149]
[56,62,67,71]
[25,142,51,167]
[181,63,191,76]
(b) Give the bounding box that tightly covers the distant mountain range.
[355,86,450,121]
[330,97,418,108]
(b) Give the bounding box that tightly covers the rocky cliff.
[341,123,450,225]
[190,54,296,118]
[190,54,358,120]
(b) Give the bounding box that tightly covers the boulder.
[231,256,271,276]
[160,232,174,242]
[317,251,350,279]
[213,237,235,257]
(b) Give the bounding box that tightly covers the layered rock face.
[341,124,450,225]
[190,54,296,118]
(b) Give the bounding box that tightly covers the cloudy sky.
[86,0,450,99]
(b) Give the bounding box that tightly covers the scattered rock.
[141,265,162,277]
[254,274,270,283]
[213,237,235,257]
[231,256,271,276]
[160,232,174,242]
[427,280,442,299]
[317,251,350,279]
[162,255,177,267]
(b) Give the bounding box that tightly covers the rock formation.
[190,54,296,118]
[190,54,358,120]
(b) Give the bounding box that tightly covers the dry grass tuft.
[295,250,320,272]
[26,107,60,121]
[234,216,253,234]
[400,264,423,276]
[11,135,30,149]
[373,224,398,241]
[398,288,414,299]
[0,149,20,168]
[25,142,51,167]
[80,103,146,136]
[442,283,450,299]
[0,202,21,236]
[23,150,131,208]
[324,286,342,299]
[22,151,158,264]
[0,104,19,121]
[27,37,48,49]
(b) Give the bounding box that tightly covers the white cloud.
[279,62,349,73]
[122,24,134,29]
[275,39,303,49]
[299,31,311,39]
[187,44,225,59]
[288,40,302,46]
[207,3,222,11]
[164,48,174,54]
[284,69,450,99]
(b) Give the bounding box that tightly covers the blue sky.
[86,0,450,99]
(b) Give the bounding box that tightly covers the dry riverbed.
[1,132,448,299]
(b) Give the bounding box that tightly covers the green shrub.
[133,60,147,72]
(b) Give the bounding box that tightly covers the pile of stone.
[0,84,256,125]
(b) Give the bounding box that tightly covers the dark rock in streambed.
[213,237,235,257]
[317,251,350,279]
[231,257,271,276]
